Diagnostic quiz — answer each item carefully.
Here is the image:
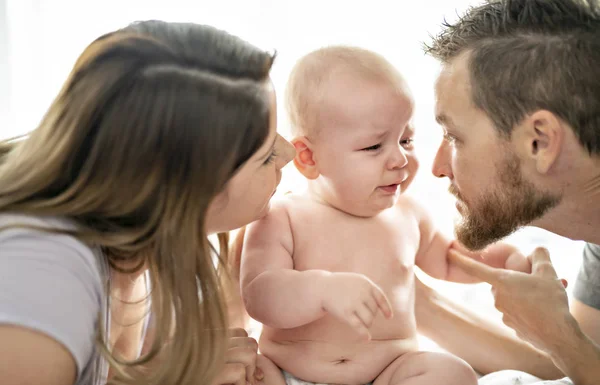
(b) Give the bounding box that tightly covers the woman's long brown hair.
[0,20,274,385]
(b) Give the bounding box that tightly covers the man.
[416,0,600,384]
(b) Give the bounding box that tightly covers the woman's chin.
[209,197,275,233]
[256,199,272,219]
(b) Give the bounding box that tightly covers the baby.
[241,46,530,385]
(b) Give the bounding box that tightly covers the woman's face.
[206,82,295,233]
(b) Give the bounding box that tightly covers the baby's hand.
[504,251,532,274]
[320,272,393,340]
[506,251,568,288]
[452,240,533,274]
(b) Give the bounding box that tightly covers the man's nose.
[432,141,453,179]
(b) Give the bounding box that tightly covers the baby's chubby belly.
[260,319,418,385]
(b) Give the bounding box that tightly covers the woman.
[0,20,294,385]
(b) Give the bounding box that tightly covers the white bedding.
[478,371,572,385]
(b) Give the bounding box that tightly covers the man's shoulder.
[583,242,600,260]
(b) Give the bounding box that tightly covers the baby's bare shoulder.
[244,199,295,255]
[251,199,292,231]
[249,194,314,234]
[277,193,329,218]
[394,194,428,218]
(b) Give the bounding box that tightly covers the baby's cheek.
[409,153,420,173]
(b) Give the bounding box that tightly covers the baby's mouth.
[378,184,399,194]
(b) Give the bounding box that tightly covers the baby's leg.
[256,354,286,385]
[373,351,478,385]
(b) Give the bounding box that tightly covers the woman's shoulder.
[0,212,77,231]
[0,212,108,279]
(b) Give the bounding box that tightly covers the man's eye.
[361,144,381,151]
[443,133,457,143]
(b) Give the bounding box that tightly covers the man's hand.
[449,247,572,352]
[449,248,600,385]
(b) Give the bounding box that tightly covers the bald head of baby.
[285,46,410,139]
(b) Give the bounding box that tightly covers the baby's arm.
[224,227,251,329]
[241,203,328,328]
[241,202,392,337]
[449,241,532,275]
[409,198,530,283]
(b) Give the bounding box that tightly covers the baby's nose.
[387,149,408,170]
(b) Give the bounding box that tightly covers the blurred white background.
[0,0,585,326]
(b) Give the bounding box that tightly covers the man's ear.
[518,110,564,174]
[292,136,319,179]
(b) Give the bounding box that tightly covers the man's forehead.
[433,70,452,116]
[436,56,470,89]
[435,55,472,112]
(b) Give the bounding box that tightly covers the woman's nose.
[278,135,296,167]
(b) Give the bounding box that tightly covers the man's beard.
[451,153,561,250]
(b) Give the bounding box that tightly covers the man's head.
[285,46,418,217]
[426,0,600,249]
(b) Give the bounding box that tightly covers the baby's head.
[285,46,418,217]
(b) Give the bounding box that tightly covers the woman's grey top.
[0,214,109,384]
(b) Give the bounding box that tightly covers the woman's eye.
[361,143,381,151]
[263,149,278,165]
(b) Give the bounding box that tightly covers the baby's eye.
[361,143,381,151]
[400,138,414,149]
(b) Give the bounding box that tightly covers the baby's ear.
[292,136,319,180]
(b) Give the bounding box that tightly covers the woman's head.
[0,20,288,385]
[206,82,295,232]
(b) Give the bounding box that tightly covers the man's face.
[432,53,560,250]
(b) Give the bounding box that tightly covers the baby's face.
[311,81,418,217]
